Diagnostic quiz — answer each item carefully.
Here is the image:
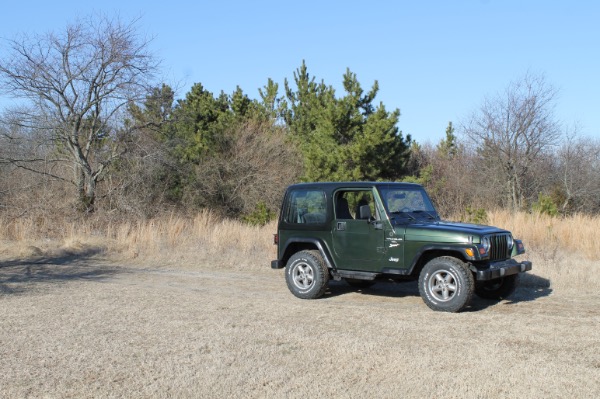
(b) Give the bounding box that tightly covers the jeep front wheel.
[418,256,474,312]
[285,250,330,299]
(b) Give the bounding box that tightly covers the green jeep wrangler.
[271,182,532,312]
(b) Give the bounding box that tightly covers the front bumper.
[473,259,532,281]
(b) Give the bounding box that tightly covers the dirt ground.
[1,252,599,398]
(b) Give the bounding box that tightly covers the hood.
[401,220,509,244]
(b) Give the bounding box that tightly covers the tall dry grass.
[487,210,600,261]
[1,209,598,291]
[485,210,600,292]
[0,210,277,269]
[105,210,277,268]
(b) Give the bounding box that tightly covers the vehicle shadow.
[466,273,552,311]
[324,279,420,299]
[324,273,552,312]
[0,247,122,295]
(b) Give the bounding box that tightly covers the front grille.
[489,234,510,261]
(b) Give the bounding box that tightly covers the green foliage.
[465,206,488,224]
[403,165,433,186]
[282,61,411,182]
[167,83,232,162]
[120,62,414,219]
[129,85,174,124]
[167,84,271,163]
[437,121,458,158]
[258,78,284,120]
[532,193,559,217]
[242,202,276,226]
[401,175,421,184]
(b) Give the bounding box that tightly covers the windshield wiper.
[389,211,416,221]
[412,210,438,220]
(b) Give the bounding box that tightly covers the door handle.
[336,222,346,231]
[369,219,383,230]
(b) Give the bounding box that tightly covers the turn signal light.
[465,248,475,257]
[516,240,525,253]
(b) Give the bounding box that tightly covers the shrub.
[532,193,559,217]
[242,202,276,226]
[464,206,488,224]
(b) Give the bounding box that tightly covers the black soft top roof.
[286,181,423,192]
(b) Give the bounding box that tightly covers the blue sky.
[1,0,598,144]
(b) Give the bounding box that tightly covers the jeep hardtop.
[271,182,532,312]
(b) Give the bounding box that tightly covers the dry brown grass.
[488,210,600,261]
[1,210,600,398]
[3,209,600,259]
[484,210,600,293]
[1,259,598,398]
[1,209,598,292]
[0,210,277,269]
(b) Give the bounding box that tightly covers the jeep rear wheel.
[285,250,329,299]
[475,274,519,300]
[418,256,474,312]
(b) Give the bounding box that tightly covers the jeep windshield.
[378,186,439,223]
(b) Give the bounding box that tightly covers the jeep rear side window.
[284,190,327,224]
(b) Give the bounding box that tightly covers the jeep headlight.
[507,234,514,250]
[479,236,491,255]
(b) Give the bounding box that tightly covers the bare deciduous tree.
[0,14,158,212]
[462,73,561,210]
[556,130,600,213]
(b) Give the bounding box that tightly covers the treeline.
[406,72,600,218]
[0,15,599,224]
[407,121,600,219]
[97,62,411,220]
[0,13,410,222]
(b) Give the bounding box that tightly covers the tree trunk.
[75,162,96,213]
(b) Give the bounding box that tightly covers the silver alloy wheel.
[291,262,314,290]
[427,270,459,302]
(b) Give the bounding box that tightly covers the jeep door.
[331,189,385,271]
[378,184,439,273]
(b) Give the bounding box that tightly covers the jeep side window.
[335,190,376,220]
[284,190,327,224]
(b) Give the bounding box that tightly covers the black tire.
[345,278,376,289]
[475,274,519,300]
[285,250,330,299]
[418,256,474,312]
